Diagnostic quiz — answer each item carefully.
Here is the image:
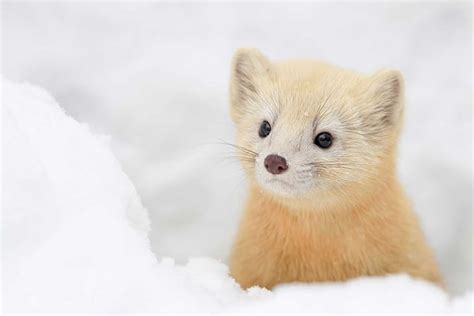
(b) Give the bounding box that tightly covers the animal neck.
[246,168,401,233]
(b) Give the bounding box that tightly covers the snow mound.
[2,79,472,312]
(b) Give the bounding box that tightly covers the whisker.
[216,139,258,156]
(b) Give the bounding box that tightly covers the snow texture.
[2,2,471,297]
[2,78,472,313]
[1,1,472,313]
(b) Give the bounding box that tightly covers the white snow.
[2,78,472,313]
[1,1,472,313]
[2,3,471,297]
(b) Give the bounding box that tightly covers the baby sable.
[228,48,443,289]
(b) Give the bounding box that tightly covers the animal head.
[229,48,405,210]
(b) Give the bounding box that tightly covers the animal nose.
[264,154,288,175]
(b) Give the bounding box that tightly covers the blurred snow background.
[2,0,472,296]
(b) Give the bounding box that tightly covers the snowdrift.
[2,78,472,312]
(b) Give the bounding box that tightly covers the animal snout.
[264,154,288,175]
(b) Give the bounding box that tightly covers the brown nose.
[264,154,288,175]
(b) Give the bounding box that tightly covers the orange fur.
[228,48,443,289]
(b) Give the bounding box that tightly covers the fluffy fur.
[228,48,443,289]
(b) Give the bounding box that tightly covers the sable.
[228,48,443,290]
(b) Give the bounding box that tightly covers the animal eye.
[314,132,333,149]
[259,120,272,138]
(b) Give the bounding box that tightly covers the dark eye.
[259,120,272,138]
[314,132,333,149]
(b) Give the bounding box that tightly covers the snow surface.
[2,78,472,313]
[2,2,471,297]
[1,1,472,312]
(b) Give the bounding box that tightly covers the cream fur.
[228,48,443,289]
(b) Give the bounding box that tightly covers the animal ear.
[367,69,404,128]
[229,48,272,123]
